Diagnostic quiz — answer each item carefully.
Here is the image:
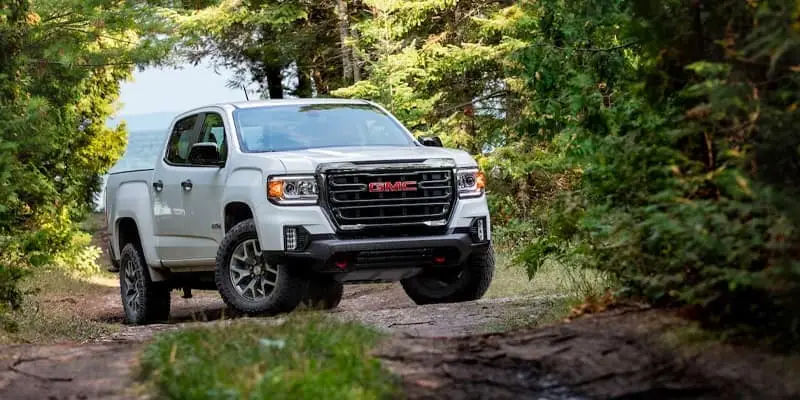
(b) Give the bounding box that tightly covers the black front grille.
[320,247,460,271]
[325,168,455,228]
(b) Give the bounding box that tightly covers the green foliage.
[0,265,28,330]
[138,315,399,400]
[336,0,800,344]
[333,0,519,150]
[52,232,103,278]
[0,0,172,326]
[503,0,800,345]
[174,0,365,98]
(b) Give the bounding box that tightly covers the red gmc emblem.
[368,181,418,192]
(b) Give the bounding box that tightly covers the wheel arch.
[114,216,168,282]
[116,217,141,254]
[224,201,254,233]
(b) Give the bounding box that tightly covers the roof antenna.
[242,84,250,101]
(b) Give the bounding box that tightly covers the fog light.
[285,228,297,250]
[470,217,488,243]
[283,226,309,251]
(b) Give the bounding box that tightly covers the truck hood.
[267,146,478,173]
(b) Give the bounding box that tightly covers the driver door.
[152,114,201,262]
[175,111,229,265]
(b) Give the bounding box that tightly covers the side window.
[198,113,227,162]
[165,115,199,165]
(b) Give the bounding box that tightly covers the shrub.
[52,231,103,278]
[138,316,399,400]
[509,0,800,346]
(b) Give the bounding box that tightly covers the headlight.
[457,169,486,198]
[268,175,318,205]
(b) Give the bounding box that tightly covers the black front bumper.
[266,231,490,283]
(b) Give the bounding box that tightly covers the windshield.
[232,103,414,152]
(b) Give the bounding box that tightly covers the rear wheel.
[401,247,495,305]
[215,219,307,315]
[119,243,171,324]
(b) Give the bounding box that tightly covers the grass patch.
[483,295,583,333]
[503,297,575,329]
[138,314,400,400]
[661,323,724,351]
[1,211,120,344]
[485,254,607,300]
[0,268,119,344]
[27,265,118,294]
[483,252,609,331]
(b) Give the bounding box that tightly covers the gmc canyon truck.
[105,99,494,325]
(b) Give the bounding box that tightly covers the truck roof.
[228,98,370,109]
[171,98,377,125]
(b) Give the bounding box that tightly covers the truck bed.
[104,168,154,231]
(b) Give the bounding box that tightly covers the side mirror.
[418,136,443,147]
[188,142,224,166]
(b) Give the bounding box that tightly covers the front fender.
[221,166,264,225]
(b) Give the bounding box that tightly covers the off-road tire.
[215,219,307,315]
[119,243,171,324]
[401,246,495,305]
[302,277,344,310]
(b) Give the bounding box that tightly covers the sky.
[115,62,253,117]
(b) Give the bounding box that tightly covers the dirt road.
[0,284,562,400]
[2,281,798,400]
[0,285,800,400]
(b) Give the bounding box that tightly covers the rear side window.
[165,115,198,165]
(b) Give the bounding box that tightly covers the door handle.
[153,180,163,192]
[181,179,193,191]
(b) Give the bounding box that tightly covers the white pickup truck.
[105,99,494,325]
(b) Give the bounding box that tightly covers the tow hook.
[182,287,193,299]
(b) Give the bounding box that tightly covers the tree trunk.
[352,27,361,82]
[295,66,313,98]
[265,66,283,99]
[312,69,329,95]
[335,0,353,83]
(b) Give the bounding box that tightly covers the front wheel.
[215,219,307,315]
[401,247,495,305]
